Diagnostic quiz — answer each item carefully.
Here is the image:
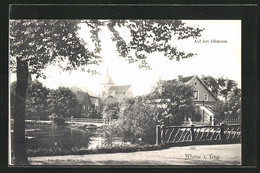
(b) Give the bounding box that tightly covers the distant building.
[169,75,219,125]
[70,86,101,117]
[100,70,133,104]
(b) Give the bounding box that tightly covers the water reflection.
[11,122,121,152]
[24,123,92,150]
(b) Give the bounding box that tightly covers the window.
[193,91,199,100]
[204,94,208,101]
[83,105,86,110]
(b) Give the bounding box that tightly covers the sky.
[10,20,241,97]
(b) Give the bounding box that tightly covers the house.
[70,86,101,117]
[169,75,219,125]
[74,90,93,117]
[100,70,133,104]
[89,95,101,112]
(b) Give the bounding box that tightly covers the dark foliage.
[53,117,66,126]
[47,87,78,118]
[148,80,196,126]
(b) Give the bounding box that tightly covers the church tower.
[101,69,115,100]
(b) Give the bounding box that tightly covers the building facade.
[169,75,219,125]
[101,70,133,104]
[71,86,101,117]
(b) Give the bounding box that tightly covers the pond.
[11,121,112,151]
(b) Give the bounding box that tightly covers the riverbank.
[28,143,241,165]
[26,143,163,157]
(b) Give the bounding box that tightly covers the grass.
[26,143,165,157]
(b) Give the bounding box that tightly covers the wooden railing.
[156,124,241,146]
[64,118,118,124]
[216,118,241,125]
[64,118,104,124]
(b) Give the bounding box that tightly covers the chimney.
[177,75,183,81]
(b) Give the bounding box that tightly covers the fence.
[156,124,241,146]
[64,118,118,124]
[216,118,241,125]
[64,118,104,124]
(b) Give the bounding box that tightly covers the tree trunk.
[13,58,29,165]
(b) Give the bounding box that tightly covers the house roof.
[103,95,117,103]
[70,86,98,97]
[168,75,195,83]
[89,96,100,105]
[168,75,219,101]
[194,76,219,101]
[102,85,131,102]
[108,85,131,95]
[74,91,91,104]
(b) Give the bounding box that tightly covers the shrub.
[102,101,120,123]
[193,111,201,122]
[116,97,160,144]
[53,117,65,126]
[47,87,78,118]
[148,80,196,126]
[26,143,164,157]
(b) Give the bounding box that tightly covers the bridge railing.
[64,118,104,124]
[156,124,241,146]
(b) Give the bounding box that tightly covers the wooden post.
[156,125,161,145]
[220,123,225,140]
[191,125,195,142]
[212,117,215,126]
[161,125,166,144]
[202,100,205,123]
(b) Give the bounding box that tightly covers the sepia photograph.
[9,19,242,166]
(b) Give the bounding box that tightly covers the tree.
[115,80,196,144]
[47,87,78,118]
[117,97,160,144]
[10,19,202,164]
[201,76,238,101]
[102,101,120,123]
[226,87,241,119]
[10,82,17,119]
[25,81,50,120]
[148,80,196,125]
[201,76,241,123]
[211,87,241,123]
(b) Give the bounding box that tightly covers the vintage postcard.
[9,19,242,166]
[8,4,246,166]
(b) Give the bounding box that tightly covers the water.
[11,121,124,153]
[11,122,100,151]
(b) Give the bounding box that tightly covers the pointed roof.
[193,76,219,101]
[102,69,115,85]
[70,86,97,97]
[168,75,195,83]
[168,75,219,101]
[74,90,92,104]
[108,85,131,94]
[102,85,132,101]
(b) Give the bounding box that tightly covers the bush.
[148,80,196,126]
[53,117,65,126]
[116,97,159,144]
[47,87,78,118]
[102,101,120,123]
[26,143,164,157]
[193,111,201,122]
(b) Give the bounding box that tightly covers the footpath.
[29,143,241,165]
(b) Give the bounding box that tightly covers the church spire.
[102,68,114,86]
[101,68,115,100]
